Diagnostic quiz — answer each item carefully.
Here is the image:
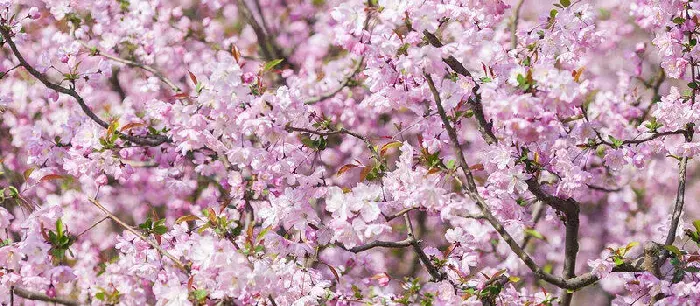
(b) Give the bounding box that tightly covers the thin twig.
[636,69,665,125]
[88,198,190,273]
[510,0,525,50]
[285,125,380,159]
[92,49,181,93]
[590,128,689,148]
[383,207,417,222]
[304,57,364,105]
[237,0,283,62]
[75,216,109,238]
[521,201,544,249]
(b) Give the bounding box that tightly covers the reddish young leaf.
[188,71,198,85]
[120,122,146,132]
[337,164,359,176]
[39,174,65,183]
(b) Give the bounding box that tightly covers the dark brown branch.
[587,184,623,193]
[343,238,413,253]
[0,26,169,147]
[237,0,284,63]
[423,31,497,145]
[525,179,580,305]
[525,179,579,216]
[108,68,127,101]
[338,215,446,281]
[12,287,79,306]
[404,214,445,281]
[427,70,556,283]
[426,71,624,291]
[285,125,380,159]
[591,128,690,148]
[383,207,417,222]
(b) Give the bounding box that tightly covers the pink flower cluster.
[1,0,700,305]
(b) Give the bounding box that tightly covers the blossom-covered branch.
[12,287,79,306]
[0,25,169,147]
[2,0,700,304]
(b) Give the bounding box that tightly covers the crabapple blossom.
[2,0,700,305]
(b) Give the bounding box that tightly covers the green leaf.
[7,186,19,197]
[664,244,682,257]
[95,292,105,301]
[624,241,639,254]
[59,235,70,246]
[693,220,700,234]
[193,289,208,301]
[560,0,571,7]
[263,59,284,72]
[613,257,624,266]
[608,135,623,149]
[153,225,168,235]
[139,217,153,231]
[671,257,681,266]
[446,160,456,170]
[645,117,662,133]
[524,229,545,240]
[479,76,492,83]
[258,226,272,240]
[550,9,558,19]
[55,218,64,236]
[673,17,686,24]
[49,231,57,243]
[688,82,698,90]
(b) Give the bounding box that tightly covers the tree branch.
[237,0,284,63]
[426,70,612,291]
[404,214,445,281]
[665,156,688,246]
[338,215,446,281]
[304,57,364,105]
[0,26,169,147]
[342,238,413,253]
[423,31,497,145]
[525,178,581,305]
[590,128,690,148]
[91,48,181,93]
[521,201,544,249]
[285,125,380,159]
[12,287,79,306]
[636,69,665,125]
[510,0,525,50]
[88,198,190,273]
